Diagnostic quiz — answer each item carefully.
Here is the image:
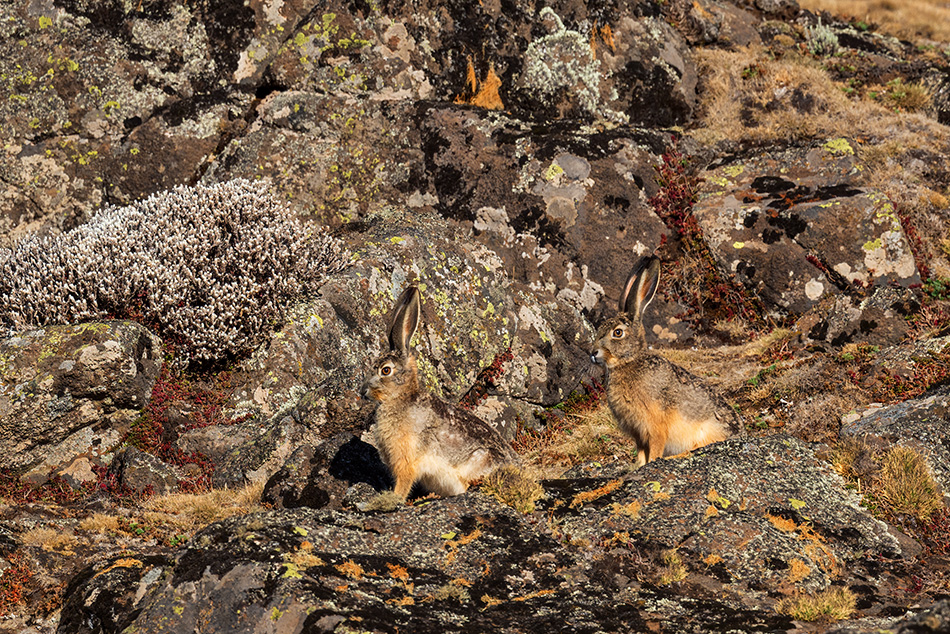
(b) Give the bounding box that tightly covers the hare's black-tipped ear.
[620,256,661,316]
[388,285,421,355]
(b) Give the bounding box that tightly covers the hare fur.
[363,285,517,499]
[591,256,743,467]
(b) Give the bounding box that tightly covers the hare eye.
[611,328,625,339]
[380,364,393,376]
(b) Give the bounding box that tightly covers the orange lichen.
[454,58,504,110]
[570,479,623,508]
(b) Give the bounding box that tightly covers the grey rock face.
[58,435,915,634]
[0,321,161,476]
[841,383,950,493]
[694,142,920,318]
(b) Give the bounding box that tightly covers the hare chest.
[607,361,731,460]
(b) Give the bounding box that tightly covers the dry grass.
[77,514,124,534]
[878,445,943,521]
[657,549,688,585]
[692,46,949,156]
[141,481,265,535]
[692,46,880,146]
[481,465,545,513]
[776,587,856,621]
[522,402,640,478]
[20,527,78,555]
[800,0,950,45]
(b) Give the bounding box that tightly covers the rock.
[108,446,181,496]
[0,321,162,477]
[59,435,917,633]
[261,433,393,511]
[841,383,950,493]
[0,0,254,244]
[541,435,904,594]
[796,285,919,348]
[694,141,921,317]
[225,208,597,439]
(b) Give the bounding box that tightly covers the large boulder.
[0,321,162,480]
[694,140,920,320]
[224,207,598,442]
[57,435,923,633]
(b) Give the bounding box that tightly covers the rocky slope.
[2,0,950,631]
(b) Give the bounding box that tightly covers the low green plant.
[805,19,839,57]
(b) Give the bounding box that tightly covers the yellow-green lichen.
[723,164,745,178]
[823,138,854,156]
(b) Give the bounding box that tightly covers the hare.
[591,256,743,467]
[362,284,518,500]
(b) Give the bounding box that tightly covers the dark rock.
[57,553,175,634]
[797,286,919,348]
[841,383,950,493]
[0,321,162,477]
[59,436,916,633]
[261,433,393,510]
[695,142,921,317]
[108,446,181,496]
[540,435,904,592]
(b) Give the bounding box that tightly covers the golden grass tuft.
[878,445,943,522]
[78,514,123,534]
[142,481,265,535]
[521,402,640,478]
[480,465,545,514]
[776,587,856,621]
[657,549,688,585]
[21,527,78,555]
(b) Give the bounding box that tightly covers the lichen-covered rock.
[225,207,598,437]
[59,435,923,633]
[0,321,161,477]
[108,446,181,495]
[841,383,950,493]
[795,285,919,348]
[58,494,789,634]
[0,0,255,244]
[694,141,921,318]
[541,435,904,593]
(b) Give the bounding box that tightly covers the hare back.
[423,397,518,465]
[607,354,739,453]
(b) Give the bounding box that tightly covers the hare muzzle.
[591,348,605,365]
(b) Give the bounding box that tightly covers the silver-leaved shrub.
[0,179,349,361]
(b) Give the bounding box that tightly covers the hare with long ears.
[592,256,743,467]
[362,284,518,500]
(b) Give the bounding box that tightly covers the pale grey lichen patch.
[521,8,629,123]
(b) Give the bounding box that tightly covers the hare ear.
[620,256,661,316]
[388,285,421,355]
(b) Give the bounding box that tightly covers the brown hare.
[591,256,743,467]
[362,285,518,500]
